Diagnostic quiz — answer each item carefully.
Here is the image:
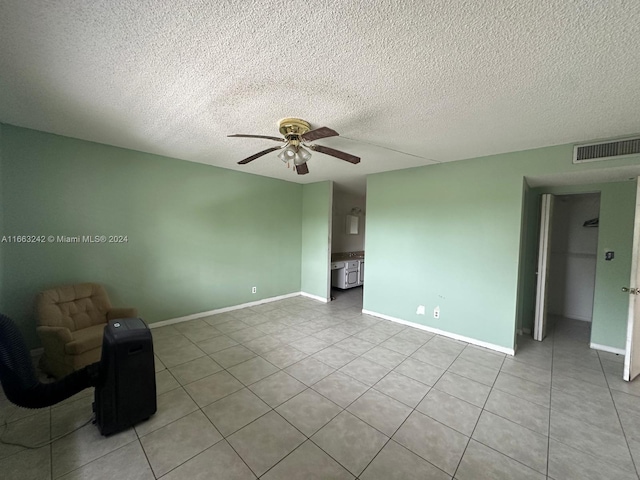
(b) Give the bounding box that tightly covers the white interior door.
[534,194,554,341]
[623,179,640,381]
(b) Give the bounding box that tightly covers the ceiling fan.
[228,118,360,175]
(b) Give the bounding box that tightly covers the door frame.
[623,178,640,381]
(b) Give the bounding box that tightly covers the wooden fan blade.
[301,127,339,142]
[237,146,282,164]
[310,144,360,164]
[228,134,285,142]
[295,163,309,175]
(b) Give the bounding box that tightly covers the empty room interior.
[2,1,640,479]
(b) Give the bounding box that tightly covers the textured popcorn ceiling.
[1,1,640,193]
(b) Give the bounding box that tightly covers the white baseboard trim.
[590,343,626,356]
[300,292,328,303]
[149,292,301,329]
[362,309,515,356]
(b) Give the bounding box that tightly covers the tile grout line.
[462,344,559,477]
[261,407,348,478]
[152,308,322,479]
[338,335,454,478]
[451,342,507,479]
[224,431,264,479]
[550,320,640,478]
[491,370,552,408]
[597,349,640,479]
[549,318,640,479]
[2,299,294,477]
[223,345,362,477]
[152,309,368,478]
[149,361,246,478]
[218,315,431,477]
[9,325,447,477]
[157,314,497,479]
[141,369,200,479]
[132,382,163,480]
[39,296,631,480]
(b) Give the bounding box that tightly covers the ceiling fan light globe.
[278,145,297,163]
[293,153,305,165]
[297,146,312,163]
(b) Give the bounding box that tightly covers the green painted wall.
[365,143,640,351]
[301,181,332,300]
[522,182,637,350]
[0,124,303,348]
[3,122,639,353]
[365,160,524,350]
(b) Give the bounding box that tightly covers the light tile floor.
[2,289,640,479]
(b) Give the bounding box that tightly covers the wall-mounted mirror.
[346,214,359,235]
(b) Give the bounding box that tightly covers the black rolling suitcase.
[94,318,156,435]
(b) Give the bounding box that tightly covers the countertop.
[331,251,365,262]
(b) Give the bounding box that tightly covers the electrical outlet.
[433,306,440,319]
[251,286,257,294]
[416,305,425,315]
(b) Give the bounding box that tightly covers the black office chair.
[0,313,98,409]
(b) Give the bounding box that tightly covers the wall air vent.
[573,136,640,164]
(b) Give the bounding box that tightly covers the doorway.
[535,193,601,347]
[330,185,366,309]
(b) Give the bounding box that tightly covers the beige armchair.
[36,283,138,378]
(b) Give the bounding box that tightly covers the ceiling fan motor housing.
[278,118,311,138]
